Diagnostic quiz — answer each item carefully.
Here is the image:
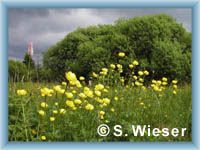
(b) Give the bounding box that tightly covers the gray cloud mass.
[8,8,192,62]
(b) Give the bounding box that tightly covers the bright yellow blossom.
[118,52,125,57]
[79,76,85,81]
[17,89,27,96]
[85,104,94,111]
[110,64,116,69]
[41,135,46,141]
[38,110,45,116]
[40,102,48,108]
[65,92,73,99]
[133,60,139,66]
[50,117,55,122]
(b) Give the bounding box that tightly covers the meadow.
[8,58,192,142]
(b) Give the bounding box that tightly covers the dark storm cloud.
[8,8,192,61]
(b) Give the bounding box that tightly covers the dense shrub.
[43,14,191,82]
[9,60,28,82]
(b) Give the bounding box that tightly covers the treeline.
[9,14,191,83]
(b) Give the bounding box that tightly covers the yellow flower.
[31,129,37,135]
[114,96,118,101]
[144,70,149,76]
[103,98,110,105]
[79,93,87,99]
[129,64,134,69]
[79,76,85,81]
[62,82,67,86]
[85,104,94,111]
[40,102,48,108]
[135,81,142,86]
[53,110,58,114]
[118,52,125,57]
[152,80,157,84]
[54,102,58,106]
[111,108,115,112]
[94,90,101,97]
[162,77,168,82]
[59,109,66,114]
[95,84,104,91]
[102,68,108,73]
[65,71,77,82]
[66,100,75,108]
[74,99,82,105]
[41,135,46,141]
[110,64,116,69]
[139,78,144,82]
[173,85,178,89]
[173,90,177,95]
[162,82,168,86]
[133,75,137,80]
[50,117,55,122]
[139,102,144,106]
[133,60,139,66]
[116,64,122,69]
[138,71,144,76]
[53,85,65,94]
[84,88,94,98]
[172,80,178,84]
[156,80,162,85]
[41,87,54,97]
[38,110,45,116]
[17,89,27,96]
[65,92,73,99]
[92,72,98,78]
[99,111,105,116]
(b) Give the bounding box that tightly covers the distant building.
[27,42,33,57]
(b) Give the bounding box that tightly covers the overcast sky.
[8,8,192,62]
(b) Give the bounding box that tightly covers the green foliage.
[9,60,28,82]
[43,14,191,82]
[23,53,35,69]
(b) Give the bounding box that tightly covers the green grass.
[8,82,191,142]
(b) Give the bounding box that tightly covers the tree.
[43,14,191,82]
[23,53,35,69]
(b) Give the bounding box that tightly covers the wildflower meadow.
[8,14,192,142]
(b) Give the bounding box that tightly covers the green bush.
[43,14,191,82]
[9,60,28,82]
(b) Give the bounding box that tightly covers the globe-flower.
[41,87,54,97]
[74,99,82,105]
[94,90,101,97]
[118,52,125,57]
[65,71,77,82]
[38,110,45,116]
[79,93,87,99]
[53,85,65,94]
[17,89,27,96]
[50,117,55,122]
[65,92,73,99]
[138,71,144,76]
[92,72,98,78]
[40,102,48,108]
[172,80,178,84]
[144,70,149,76]
[133,60,139,66]
[66,100,75,108]
[129,64,134,69]
[85,103,94,111]
[41,135,46,141]
[110,64,116,69]
[95,84,104,91]
[79,76,85,81]
[162,77,168,82]
[59,109,66,114]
